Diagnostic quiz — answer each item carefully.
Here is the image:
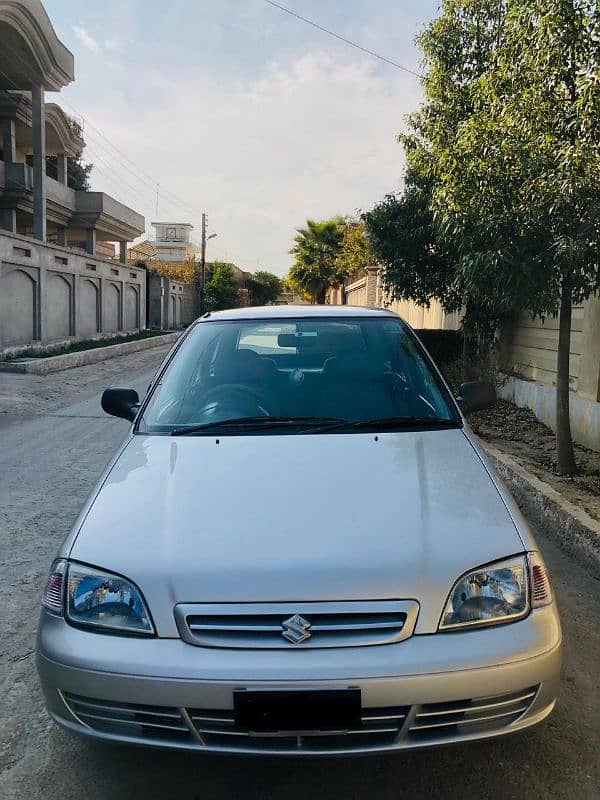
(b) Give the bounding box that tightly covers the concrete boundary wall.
[0,230,146,355]
[146,271,196,330]
[0,332,178,375]
[499,374,600,452]
[329,265,462,330]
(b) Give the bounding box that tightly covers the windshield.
[138,316,459,434]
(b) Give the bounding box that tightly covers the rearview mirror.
[101,387,140,421]
[277,333,318,348]
[456,381,496,414]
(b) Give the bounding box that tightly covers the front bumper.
[37,606,561,755]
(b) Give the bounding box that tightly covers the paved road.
[1,349,599,800]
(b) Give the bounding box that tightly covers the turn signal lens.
[41,559,67,615]
[529,552,552,608]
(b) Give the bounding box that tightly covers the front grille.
[62,692,192,743]
[188,705,409,752]
[60,685,539,753]
[408,686,538,741]
[175,601,419,649]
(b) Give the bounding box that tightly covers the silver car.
[37,305,561,755]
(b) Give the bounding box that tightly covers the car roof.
[197,305,400,322]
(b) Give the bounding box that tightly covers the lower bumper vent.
[60,685,539,753]
[408,687,538,741]
[62,692,192,743]
[187,705,409,751]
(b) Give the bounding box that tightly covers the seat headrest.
[323,351,385,381]
[216,349,274,381]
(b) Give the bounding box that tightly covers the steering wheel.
[198,383,275,418]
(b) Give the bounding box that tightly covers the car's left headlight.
[64,562,155,635]
[439,555,530,631]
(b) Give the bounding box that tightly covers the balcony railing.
[4,162,34,192]
[0,159,144,238]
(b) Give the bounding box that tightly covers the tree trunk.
[461,299,477,364]
[462,331,475,363]
[556,281,576,475]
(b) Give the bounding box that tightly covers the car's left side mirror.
[101,387,140,421]
[456,381,496,414]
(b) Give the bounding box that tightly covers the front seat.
[209,348,279,414]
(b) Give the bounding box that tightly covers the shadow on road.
[39,710,591,800]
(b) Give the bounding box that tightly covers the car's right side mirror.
[101,387,140,421]
[456,381,496,414]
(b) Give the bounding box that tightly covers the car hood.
[70,429,524,635]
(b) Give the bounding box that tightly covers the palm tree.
[289,218,344,303]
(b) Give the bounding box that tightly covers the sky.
[43,0,440,274]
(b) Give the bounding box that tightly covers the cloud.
[77,50,420,273]
[72,25,101,54]
[104,36,125,53]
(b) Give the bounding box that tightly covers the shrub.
[415,329,463,367]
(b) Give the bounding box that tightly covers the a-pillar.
[119,241,127,264]
[56,152,68,185]
[85,228,96,255]
[31,83,47,242]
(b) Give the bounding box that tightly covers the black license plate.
[234,689,361,733]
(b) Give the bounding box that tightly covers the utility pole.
[201,212,207,294]
[198,213,217,314]
[199,213,207,314]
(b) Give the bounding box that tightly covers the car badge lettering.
[281,614,312,644]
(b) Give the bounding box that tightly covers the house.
[0,0,146,353]
[148,221,198,263]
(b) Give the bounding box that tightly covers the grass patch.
[2,330,170,361]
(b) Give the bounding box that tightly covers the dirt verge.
[472,399,600,523]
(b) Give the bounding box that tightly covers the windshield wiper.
[170,416,345,436]
[302,416,458,434]
[351,416,457,430]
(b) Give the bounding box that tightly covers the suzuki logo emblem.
[281,614,312,644]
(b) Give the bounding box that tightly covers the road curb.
[0,333,179,375]
[480,440,600,577]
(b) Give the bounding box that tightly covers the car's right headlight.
[42,560,154,635]
[439,552,552,632]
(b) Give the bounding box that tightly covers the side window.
[401,335,449,414]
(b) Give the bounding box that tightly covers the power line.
[49,98,201,217]
[0,63,190,230]
[80,125,198,215]
[58,99,193,210]
[262,0,422,78]
[1,37,203,221]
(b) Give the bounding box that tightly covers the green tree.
[45,117,93,190]
[363,169,463,315]
[335,220,373,279]
[247,270,283,306]
[204,262,240,311]
[289,218,344,303]
[427,0,600,474]
[363,1,509,354]
[152,258,198,284]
